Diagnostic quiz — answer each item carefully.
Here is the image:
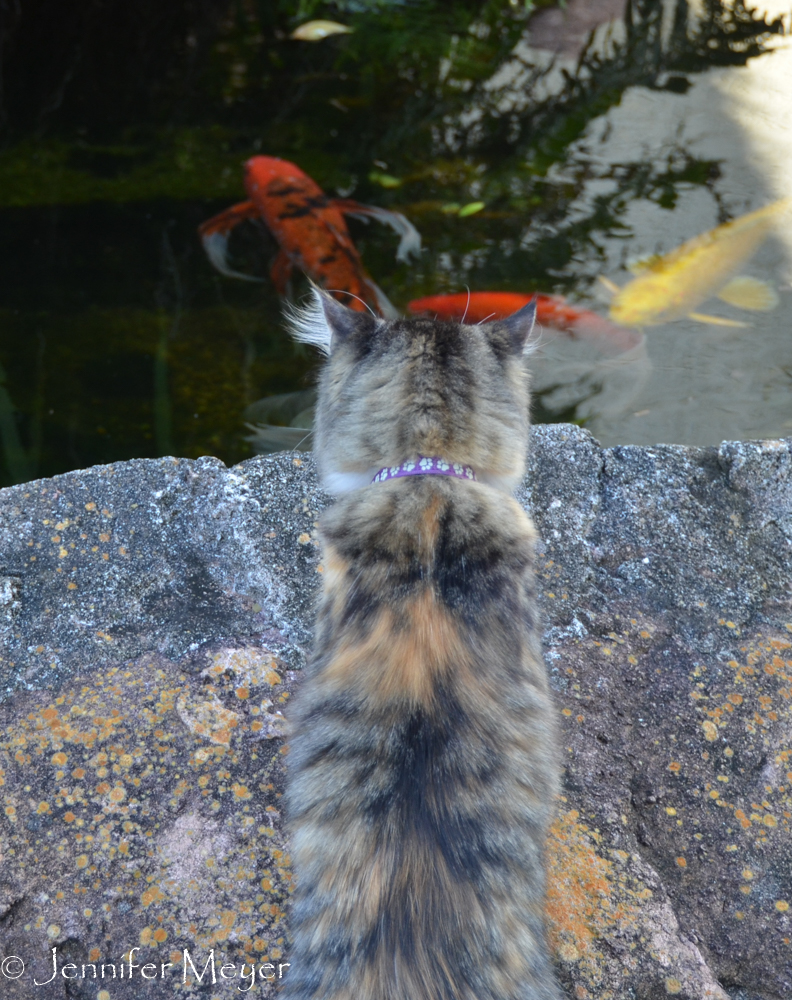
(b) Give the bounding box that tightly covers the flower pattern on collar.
[371,456,476,484]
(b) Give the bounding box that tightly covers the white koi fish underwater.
[600,197,791,328]
[290,20,353,41]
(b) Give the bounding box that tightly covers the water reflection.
[0,0,788,483]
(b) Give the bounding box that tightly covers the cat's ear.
[500,298,537,353]
[318,289,379,350]
[288,284,377,355]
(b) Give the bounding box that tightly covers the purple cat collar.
[371,456,477,484]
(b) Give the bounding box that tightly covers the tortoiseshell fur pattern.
[282,291,561,1000]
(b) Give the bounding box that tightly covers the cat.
[281,287,562,1000]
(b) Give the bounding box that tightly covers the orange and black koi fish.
[408,291,642,353]
[199,156,421,317]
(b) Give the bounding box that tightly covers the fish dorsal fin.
[716,275,779,311]
[626,254,663,276]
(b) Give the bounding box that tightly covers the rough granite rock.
[0,425,790,1000]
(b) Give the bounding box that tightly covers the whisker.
[324,288,378,318]
[288,428,314,453]
[460,285,472,324]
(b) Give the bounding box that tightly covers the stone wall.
[0,425,790,999]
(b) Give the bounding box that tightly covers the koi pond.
[1,0,791,486]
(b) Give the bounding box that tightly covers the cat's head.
[288,288,536,495]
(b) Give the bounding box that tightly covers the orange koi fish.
[408,291,642,353]
[199,156,421,317]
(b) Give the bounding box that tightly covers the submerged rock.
[0,426,790,999]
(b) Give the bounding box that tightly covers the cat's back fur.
[282,290,561,1000]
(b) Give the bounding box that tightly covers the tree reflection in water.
[0,0,785,482]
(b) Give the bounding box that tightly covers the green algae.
[0,132,248,209]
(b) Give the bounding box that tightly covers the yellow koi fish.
[602,197,791,328]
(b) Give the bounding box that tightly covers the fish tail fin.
[716,275,779,311]
[334,199,422,263]
[198,201,263,282]
[567,313,644,353]
[366,278,400,319]
[585,336,651,417]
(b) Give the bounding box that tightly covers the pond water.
[1,0,790,486]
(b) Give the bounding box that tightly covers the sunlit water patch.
[536,10,792,445]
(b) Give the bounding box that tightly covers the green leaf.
[458,201,485,217]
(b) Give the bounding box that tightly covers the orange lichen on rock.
[546,809,643,978]
[0,649,293,981]
[209,646,282,688]
[176,691,240,745]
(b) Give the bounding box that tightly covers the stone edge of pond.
[0,424,791,1000]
